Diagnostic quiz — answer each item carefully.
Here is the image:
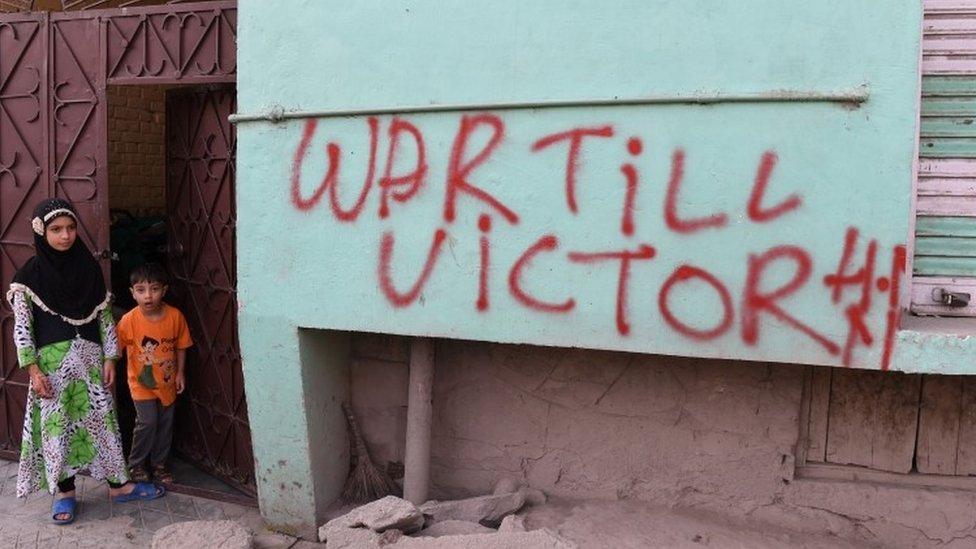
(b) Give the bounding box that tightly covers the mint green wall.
[239,0,922,370]
[235,0,923,534]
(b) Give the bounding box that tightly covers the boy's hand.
[176,371,185,394]
[103,359,115,388]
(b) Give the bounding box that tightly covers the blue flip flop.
[112,482,165,503]
[52,496,76,525]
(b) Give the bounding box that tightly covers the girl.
[8,198,164,525]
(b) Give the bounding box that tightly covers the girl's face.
[45,215,77,252]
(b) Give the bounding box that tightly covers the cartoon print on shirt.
[137,335,159,390]
[161,358,175,383]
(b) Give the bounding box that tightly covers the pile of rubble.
[319,481,573,548]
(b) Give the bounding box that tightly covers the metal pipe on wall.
[227,86,870,124]
[404,337,435,505]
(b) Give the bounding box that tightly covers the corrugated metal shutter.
[912,0,976,316]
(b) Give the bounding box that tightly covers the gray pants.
[129,399,174,468]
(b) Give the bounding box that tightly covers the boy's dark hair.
[141,335,159,347]
[129,263,169,287]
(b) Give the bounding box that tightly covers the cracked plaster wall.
[347,333,976,547]
[427,341,802,504]
[349,334,801,503]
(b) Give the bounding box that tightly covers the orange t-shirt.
[117,304,193,406]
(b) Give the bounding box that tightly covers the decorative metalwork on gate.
[64,0,194,10]
[167,85,252,493]
[0,12,47,455]
[50,13,108,259]
[0,1,201,14]
[104,1,236,85]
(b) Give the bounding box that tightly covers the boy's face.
[130,280,167,314]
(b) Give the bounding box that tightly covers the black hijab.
[11,198,108,323]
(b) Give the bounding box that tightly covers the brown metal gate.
[0,2,252,495]
[0,11,108,456]
[0,10,108,454]
[0,12,49,456]
[165,85,253,494]
[51,12,107,262]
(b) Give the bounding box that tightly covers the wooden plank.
[914,255,976,276]
[872,373,923,473]
[917,178,976,195]
[916,195,976,216]
[921,97,976,116]
[825,369,921,473]
[955,377,976,474]
[917,216,976,237]
[925,35,976,48]
[921,117,976,137]
[915,235,976,257]
[923,77,976,97]
[795,367,812,467]
[923,38,976,55]
[920,137,976,158]
[923,59,976,76]
[799,462,976,491]
[806,367,831,463]
[925,0,976,13]
[825,369,874,467]
[916,375,963,474]
[925,22,976,36]
[918,157,976,176]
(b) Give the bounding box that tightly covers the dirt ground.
[522,499,873,549]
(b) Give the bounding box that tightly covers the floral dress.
[12,289,129,496]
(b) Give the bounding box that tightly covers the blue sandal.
[112,482,165,503]
[52,496,76,525]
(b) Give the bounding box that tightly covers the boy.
[117,263,193,484]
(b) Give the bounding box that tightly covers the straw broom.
[341,402,402,503]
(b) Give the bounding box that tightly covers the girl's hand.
[176,371,186,394]
[27,364,52,399]
[103,359,116,388]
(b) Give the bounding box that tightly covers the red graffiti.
[291,119,320,210]
[747,151,801,223]
[664,149,728,234]
[568,244,656,336]
[508,235,576,313]
[742,246,840,355]
[477,214,491,312]
[880,245,907,371]
[288,113,908,370]
[531,125,615,214]
[379,117,427,219]
[445,114,519,224]
[823,227,877,366]
[627,137,643,156]
[620,165,638,237]
[290,118,378,222]
[658,265,734,341]
[378,228,448,307]
[618,137,643,238]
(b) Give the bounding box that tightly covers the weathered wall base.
[239,319,350,540]
[350,335,976,548]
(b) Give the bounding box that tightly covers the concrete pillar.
[403,338,434,504]
[239,315,350,539]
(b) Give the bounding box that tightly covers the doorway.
[106,83,251,502]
